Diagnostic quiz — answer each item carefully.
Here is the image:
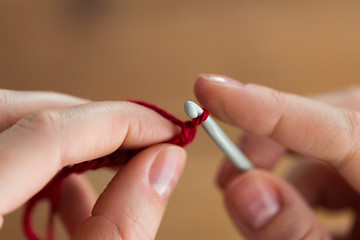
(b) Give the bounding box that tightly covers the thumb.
[224,170,331,240]
[72,144,186,240]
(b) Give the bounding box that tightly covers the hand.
[195,74,360,240]
[0,90,186,239]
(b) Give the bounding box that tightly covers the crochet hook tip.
[183,100,254,171]
[184,101,204,119]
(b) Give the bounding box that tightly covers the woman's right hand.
[195,74,360,240]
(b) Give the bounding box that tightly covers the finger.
[313,87,360,111]
[219,87,360,192]
[72,144,186,240]
[241,133,286,169]
[218,87,360,202]
[58,175,97,235]
[217,133,286,189]
[288,160,359,209]
[217,159,239,189]
[195,74,360,191]
[0,89,89,131]
[0,101,179,215]
[224,170,331,240]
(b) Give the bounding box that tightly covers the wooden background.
[0,0,359,239]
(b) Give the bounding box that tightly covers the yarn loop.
[23,100,209,240]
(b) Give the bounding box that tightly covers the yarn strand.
[23,100,209,240]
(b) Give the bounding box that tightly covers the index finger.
[195,74,360,191]
[0,101,178,215]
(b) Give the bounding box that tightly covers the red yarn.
[23,100,209,240]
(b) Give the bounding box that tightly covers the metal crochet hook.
[184,101,253,171]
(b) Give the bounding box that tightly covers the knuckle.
[337,109,360,169]
[266,89,287,136]
[121,211,153,240]
[120,103,153,147]
[343,110,360,137]
[130,117,147,143]
[0,89,10,102]
[242,84,288,135]
[0,89,13,110]
[17,109,63,136]
[269,88,286,107]
[86,215,125,240]
[94,212,153,240]
[0,89,12,128]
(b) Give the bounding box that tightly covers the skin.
[2,75,360,239]
[195,74,360,240]
[0,90,186,239]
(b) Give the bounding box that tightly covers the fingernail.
[149,146,186,201]
[227,174,280,229]
[199,74,242,86]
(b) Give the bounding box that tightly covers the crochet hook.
[184,101,253,171]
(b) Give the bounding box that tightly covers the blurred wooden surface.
[0,0,359,239]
